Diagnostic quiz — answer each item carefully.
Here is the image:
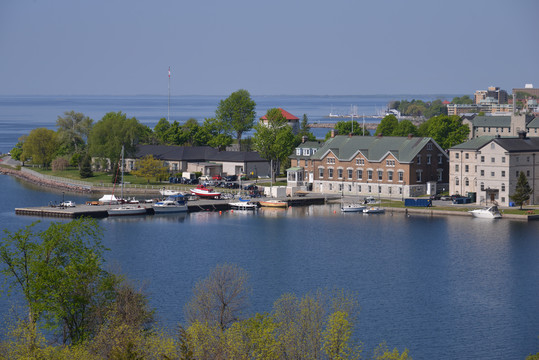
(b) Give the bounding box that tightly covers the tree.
[22,128,59,168]
[200,117,233,150]
[375,115,399,136]
[392,119,418,137]
[154,118,171,144]
[372,341,412,360]
[0,219,117,345]
[88,112,146,169]
[296,114,317,143]
[510,171,533,209]
[417,114,469,149]
[253,108,296,180]
[56,111,93,152]
[327,120,369,140]
[131,155,169,183]
[451,95,473,105]
[79,154,93,178]
[322,311,361,360]
[185,263,250,331]
[215,89,256,147]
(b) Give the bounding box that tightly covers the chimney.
[302,136,306,143]
[407,134,413,139]
[518,131,527,139]
[331,129,335,138]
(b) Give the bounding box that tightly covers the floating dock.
[15,196,328,218]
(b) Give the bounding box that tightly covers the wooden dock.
[15,196,328,219]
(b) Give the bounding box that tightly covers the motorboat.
[363,207,385,214]
[107,205,148,216]
[469,205,502,219]
[99,194,119,204]
[229,201,259,210]
[152,194,188,214]
[259,199,288,208]
[341,203,366,212]
[160,188,182,196]
[190,185,221,199]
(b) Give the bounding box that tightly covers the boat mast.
[168,66,171,122]
[120,145,124,200]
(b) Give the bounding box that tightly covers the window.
[416,170,422,182]
[304,159,308,167]
[455,177,459,186]
[527,156,531,162]
[398,171,404,182]
[356,158,365,165]
[502,171,505,177]
[427,154,432,165]
[501,183,506,192]
[338,168,343,178]
[502,157,506,163]
[427,143,433,150]
[516,171,519,177]
[417,155,422,164]
[358,185,362,192]
[378,170,383,181]
[502,197,505,203]
[465,178,469,186]
[491,157,495,163]
[491,172,495,177]
[455,164,459,172]
[491,143,495,149]
[481,156,485,163]
[516,156,519,162]
[481,182,485,191]
[368,170,373,180]
[348,184,352,192]
[328,168,334,178]
[339,184,343,192]
[327,158,335,164]
[319,168,324,178]
[388,171,393,181]
[357,169,363,180]
[386,160,395,167]
[329,183,333,191]
[296,148,301,155]
[389,187,392,194]
[303,148,310,156]
[437,169,443,181]
[465,153,469,159]
[465,165,469,173]
[480,170,485,176]
[348,169,353,179]
[455,152,459,159]
[378,186,382,194]
[527,170,530,177]
[368,185,372,193]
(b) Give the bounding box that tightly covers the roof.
[311,135,441,163]
[260,108,299,121]
[471,115,511,128]
[134,145,267,163]
[449,136,496,151]
[490,136,539,153]
[527,116,539,128]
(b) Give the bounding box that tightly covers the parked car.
[429,194,441,200]
[224,175,237,182]
[212,175,222,180]
[243,184,258,191]
[60,201,76,207]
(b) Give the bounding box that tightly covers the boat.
[259,199,288,208]
[160,188,182,196]
[152,194,188,214]
[190,185,221,199]
[229,200,259,210]
[363,207,385,214]
[107,146,148,216]
[341,203,366,212]
[469,205,502,219]
[99,194,119,204]
[108,205,147,216]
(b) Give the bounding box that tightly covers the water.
[0,94,449,153]
[1,174,538,359]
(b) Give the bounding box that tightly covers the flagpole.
[168,66,171,122]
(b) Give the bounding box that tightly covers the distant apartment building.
[447,103,513,116]
[462,114,539,139]
[449,133,539,206]
[513,84,539,98]
[474,86,508,105]
[287,134,449,198]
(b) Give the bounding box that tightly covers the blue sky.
[1,0,538,96]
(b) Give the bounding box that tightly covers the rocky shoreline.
[0,166,94,193]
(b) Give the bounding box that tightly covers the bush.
[51,157,69,171]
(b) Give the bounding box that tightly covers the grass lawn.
[29,167,166,186]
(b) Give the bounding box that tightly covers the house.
[260,108,300,135]
[449,132,539,206]
[462,114,539,139]
[127,145,271,178]
[288,134,449,198]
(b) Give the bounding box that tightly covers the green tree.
[0,219,117,345]
[451,95,473,104]
[79,154,93,178]
[184,263,250,331]
[372,341,412,360]
[322,311,361,360]
[417,114,469,149]
[88,112,146,168]
[9,141,24,161]
[131,155,169,183]
[22,128,59,168]
[253,108,296,180]
[56,111,93,152]
[423,99,447,118]
[327,120,369,140]
[200,117,233,150]
[375,115,399,136]
[154,118,171,144]
[392,119,418,137]
[296,114,317,143]
[510,171,533,209]
[215,89,256,147]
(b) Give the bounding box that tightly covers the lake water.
[1,94,539,358]
[1,174,538,359]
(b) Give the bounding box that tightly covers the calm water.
[1,174,538,359]
[0,94,449,154]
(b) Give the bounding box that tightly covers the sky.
[1,0,538,96]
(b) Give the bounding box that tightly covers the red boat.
[190,185,221,199]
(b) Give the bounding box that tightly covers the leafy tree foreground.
[0,221,419,359]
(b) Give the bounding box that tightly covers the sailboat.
[107,146,148,216]
[229,173,258,210]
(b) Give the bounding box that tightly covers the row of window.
[327,183,404,195]
[455,178,507,192]
[319,168,405,182]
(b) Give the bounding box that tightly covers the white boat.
[160,188,182,196]
[469,205,502,219]
[152,195,188,214]
[107,205,147,216]
[190,185,221,199]
[363,207,385,214]
[99,194,119,204]
[341,203,366,212]
[229,201,259,210]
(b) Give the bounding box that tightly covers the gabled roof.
[449,136,495,151]
[489,137,539,153]
[527,116,539,128]
[311,135,439,163]
[471,115,511,127]
[260,108,299,121]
